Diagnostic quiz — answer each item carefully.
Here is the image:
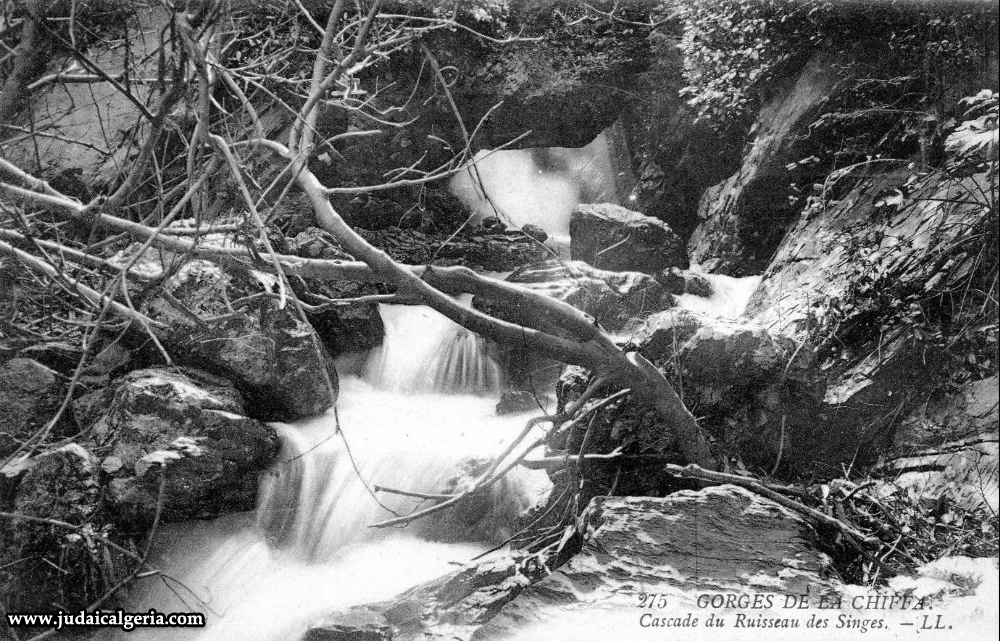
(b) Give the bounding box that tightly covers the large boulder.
[549,309,832,480]
[744,163,997,453]
[75,368,280,524]
[0,358,67,457]
[627,310,836,474]
[570,203,687,273]
[479,487,841,639]
[306,486,841,641]
[145,259,338,420]
[0,444,102,613]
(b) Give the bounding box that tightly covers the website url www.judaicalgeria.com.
[6,609,206,631]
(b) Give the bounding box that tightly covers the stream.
[116,302,552,641]
[112,140,763,641]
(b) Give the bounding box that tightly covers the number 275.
[638,593,668,609]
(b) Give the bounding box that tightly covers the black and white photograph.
[0,1,997,639]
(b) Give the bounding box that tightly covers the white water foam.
[363,299,503,396]
[449,129,620,248]
[675,267,763,319]
[113,373,550,641]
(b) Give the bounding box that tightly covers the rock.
[521,224,548,243]
[635,311,801,392]
[879,434,998,513]
[475,260,673,393]
[483,487,840,639]
[476,260,673,335]
[1,444,101,612]
[309,552,549,641]
[689,53,845,275]
[894,375,999,449]
[76,368,280,524]
[625,15,742,240]
[298,281,386,356]
[13,342,84,375]
[145,259,339,420]
[287,227,385,356]
[745,164,997,455]
[306,486,840,641]
[305,608,392,641]
[570,203,687,273]
[496,391,539,416]
[289,227,354,261]
[628,310,874,475]
[655,267,713,297]
[419,458,539,546]
[0,359,67,457]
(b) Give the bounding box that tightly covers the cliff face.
[687,53,846,276]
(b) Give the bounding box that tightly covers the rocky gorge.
[0,1,997,640]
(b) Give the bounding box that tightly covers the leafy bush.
[675,0,826,128]
[675,0,997,133]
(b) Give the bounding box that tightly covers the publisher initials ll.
[920,615,947,630]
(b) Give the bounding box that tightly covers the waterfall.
[674,268,763,319]
[112,306,548,641]
[254,379,545,562]
[448,126,629,247]
[363,298,503,395]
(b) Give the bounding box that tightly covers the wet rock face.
[744,165,996,452]
[688,53,845,276]
[75,368,280,524]
[307,486,840,641]
[0,358,67,457]
[570,203,687,273]
[145,259,338,420]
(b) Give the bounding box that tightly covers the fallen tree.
[0,1,716,471]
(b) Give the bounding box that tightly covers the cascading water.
[115,132,766,641]
[364,298,502,395]
[449,125,629,248]
[113,304,549,641]
[674,268,763,319]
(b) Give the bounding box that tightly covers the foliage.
[835,478,999,586]
[674,0,997,133]
[674,0,826,128]
[946,90,1000,174]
